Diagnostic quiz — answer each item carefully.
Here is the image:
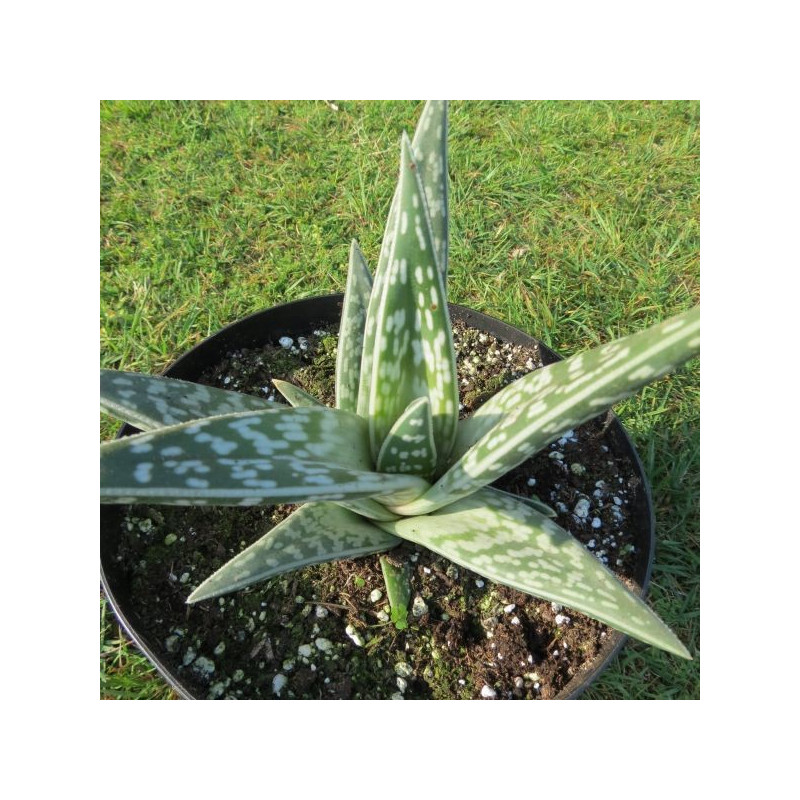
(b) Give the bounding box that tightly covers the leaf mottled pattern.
[188,503,399,602]
[101,370,274,431]
[378,488,690,658]
[100,406,429,506]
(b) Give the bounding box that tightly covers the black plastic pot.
[100,294,655,700]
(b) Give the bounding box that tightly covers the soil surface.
[103,319,649,699]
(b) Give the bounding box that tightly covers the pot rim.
[100,293,656,700]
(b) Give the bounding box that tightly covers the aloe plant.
[101,101,699,660]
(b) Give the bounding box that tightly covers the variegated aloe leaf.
[187,502,400,603]
[410,100,448,280]
[356,181,401,423]
[376,396,437,478]
[100,406,429,506]
[395,306,700,515]
[379,555,411,630]
[272,379,325,408]
[377,487,690,658]
[357,101,450,424]
[335,240,373,412]
[490,487,557,518]
[363,133,458,467]
[270,378,397,521]
[100,369,273,431]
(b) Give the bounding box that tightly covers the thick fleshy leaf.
[356,187,401,422]
[271,378,398,521]
[336,240,373,412]
[362,133,458,467]
[379,556,411,630]
[377,487,691,659]
[357,101,452,433]
[187,503,400,603]
[101,369,273,431]
[410,100,448,280]
[376,396,437,479]
[395,306,700,515]
[100,406,429,506]
[490,487,557,518]
[271,379,325,408]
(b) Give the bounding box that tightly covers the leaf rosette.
[101,101,699,659]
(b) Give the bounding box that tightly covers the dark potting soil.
[105,320,646,699]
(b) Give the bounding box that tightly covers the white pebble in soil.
[574,497,591,518]
[192,656,215,679]
[412,596,429,617]
[345,624,365,647]
[278,336,293,349]
[395,662,413,679]
[369,588,383,603]
[480,685,497,699]
[208,681,228,699]
[272,674,288,696]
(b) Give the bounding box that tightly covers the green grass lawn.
[100,99,699,700]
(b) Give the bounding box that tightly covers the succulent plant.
[101,101,699,659]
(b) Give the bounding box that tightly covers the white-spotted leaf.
[271,378,397,521]
[357,101,451,428]
[364,133,458,467]
[100,370,273,431]
[336,240,373,412]
[377,487,691,659]
[187,503,399,603]
[376,396,437,479]
[100,406,429,506]
[396,306,700,515]
[411,100,448,280]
